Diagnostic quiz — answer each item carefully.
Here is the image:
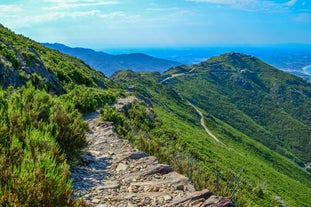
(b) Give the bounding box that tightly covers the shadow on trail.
[70,153,112,194]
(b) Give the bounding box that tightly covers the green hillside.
[0,24,111,93]
[0,24,118,206]
[163,52,311,165]
[111,62,311,206]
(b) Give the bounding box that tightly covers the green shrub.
[0,85,89,206]
[60,85,116,113]
[100,104,126,127]
[0,129,73,206]
[1,46,19,69]
[6,83,88,163]
[48,101,88,163]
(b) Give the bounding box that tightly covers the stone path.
[71,112,234,207]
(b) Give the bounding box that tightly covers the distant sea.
[103,44,311,74]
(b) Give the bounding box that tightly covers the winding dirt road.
[187,101,221,143]
[160,73,188,83]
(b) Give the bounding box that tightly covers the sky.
[0,0,310,49]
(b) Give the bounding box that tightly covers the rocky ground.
[70,112,234,207]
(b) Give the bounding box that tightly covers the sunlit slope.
[163,52,311,165]
[112,69,311,206]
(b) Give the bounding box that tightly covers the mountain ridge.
[44,43,181,76]
[162,52,311,164]
[0,24,111,93]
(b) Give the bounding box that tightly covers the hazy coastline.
[303,64,311,75]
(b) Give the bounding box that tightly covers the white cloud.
[0,5,24,26]
[188,0,255,5]
[2,10,89,28]
[146,7,181,12]
[188,0,291,12]
[237,1,285,12]
[43,0,118,10]
[3,9,139,29]
[0,4,23,13]
[43,0,83,3]
[285,0,298,6]
[96,11,140,24]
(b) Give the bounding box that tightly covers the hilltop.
[163,52,311,164]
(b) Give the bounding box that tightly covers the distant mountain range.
[44,43,311,81]
[104,46,311,81]
[43,43,180,76]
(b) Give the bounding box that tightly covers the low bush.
[0,84,88,206]
[60,85,116,113]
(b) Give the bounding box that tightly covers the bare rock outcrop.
[0,45,62,93]
[115,96,137,114]
[71,114,234,207]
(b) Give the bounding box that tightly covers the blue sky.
[0,0,310,49]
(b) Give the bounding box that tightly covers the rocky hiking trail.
[70,112,234,207]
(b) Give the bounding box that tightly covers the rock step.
[71,117,234,207]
